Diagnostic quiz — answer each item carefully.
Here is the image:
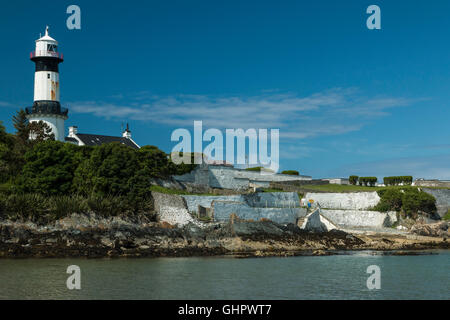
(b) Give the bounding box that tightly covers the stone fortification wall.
[413,180,450,188]
[182,192,301,214]
[152,192,187,213]
[320,209,397,228]
[212,201,307,224]
[304,192,380,210]
[243,192,300,208]
[208,166,249,190]
[182,195,243,214]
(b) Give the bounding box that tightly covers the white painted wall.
[28,116,65,142]
[321,209,397,228]
[304,192,381,210]
[34,71,59,101]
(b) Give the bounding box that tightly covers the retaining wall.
[182,192,301,214]
[151,192,187,213]
[182,195,243,214]
[212,201,307,224]
[304,192,380,210]
[321,209,397,228]
[243,192,300,208]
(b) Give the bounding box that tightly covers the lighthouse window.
[47,44,57,52]
[47,74,50,79]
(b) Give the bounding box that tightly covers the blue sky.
[1,0,450,179]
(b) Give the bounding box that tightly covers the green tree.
[73,142,141,197]
[0,121,16,183]
[17,141,87,195]
[12,109,29,146]
[28,120,55,143]
[349,175,358,185]
[139,145,172,178]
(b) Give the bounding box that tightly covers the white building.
[65,124,140,149]
[322,178,350,185]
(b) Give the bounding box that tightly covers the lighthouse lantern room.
[26,26,68,141]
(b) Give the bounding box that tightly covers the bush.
[374,187,436,218]
[86,195,131,217]
[48,195,88,220]
[281,170,299,176]
[374,189,403,212]
[0,193,154,222]
[401,188,436,218]
[349,175,358,185]
[383,176,413,186]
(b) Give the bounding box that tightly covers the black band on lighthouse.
[33,57,60,72]
[26,100,68,117]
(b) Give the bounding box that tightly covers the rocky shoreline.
[0,213,448,259]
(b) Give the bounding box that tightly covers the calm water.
[0,251,449,300]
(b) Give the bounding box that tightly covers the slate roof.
[65,137,78,143]
[71,133,139,149]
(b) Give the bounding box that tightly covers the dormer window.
[47,44,57,52]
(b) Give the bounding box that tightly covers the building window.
[47,73,50,79]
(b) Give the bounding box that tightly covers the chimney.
[122,123,131,139]
[68,126,78,137]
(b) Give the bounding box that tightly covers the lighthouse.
[26,26,68,141]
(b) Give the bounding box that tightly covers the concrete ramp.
[301,209,337,232]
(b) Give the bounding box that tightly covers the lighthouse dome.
[36,26,58,44]
[33,26,61,59]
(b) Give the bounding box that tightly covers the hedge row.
[383,176,413,186]
[358,177,378,187]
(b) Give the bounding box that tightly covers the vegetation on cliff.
[374,187,436,218]
[0,112,197,220]
[281,170,300,175]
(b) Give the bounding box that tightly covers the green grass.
[261,188,285,193]
[149,185,215,196]
[301,184,415,193]
[0,183,13,194]
[443,210,450,221]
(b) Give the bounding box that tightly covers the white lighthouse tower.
[26,26,68,141]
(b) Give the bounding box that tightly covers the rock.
[411,221,449,238]
[383,212,398,227]
[312,249,327,256]
[300,209,337,232]
[100,237,114,248]
[230,220,285,238]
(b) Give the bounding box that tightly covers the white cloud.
[68,88,419,139]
